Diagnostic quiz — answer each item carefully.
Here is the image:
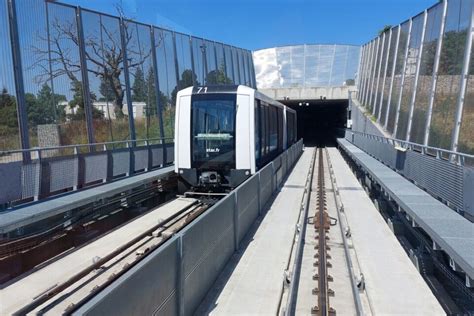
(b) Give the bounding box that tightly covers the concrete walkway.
[197,148,313,315]
[327,147,444,315]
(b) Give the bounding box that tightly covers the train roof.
[181,85,295,113]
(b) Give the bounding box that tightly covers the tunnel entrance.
[282,99,348,147]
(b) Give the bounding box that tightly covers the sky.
[62,0,437,51]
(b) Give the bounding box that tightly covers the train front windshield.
[191,94,236,169]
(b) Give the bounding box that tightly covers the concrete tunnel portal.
[281,99,349,147]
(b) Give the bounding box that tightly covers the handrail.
[0,137,174,156]
[347,129,474,165]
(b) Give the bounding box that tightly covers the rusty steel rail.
[282,147,317,316]
[312,148,335,316]
[13,200,204,315]
[325,147,364,315]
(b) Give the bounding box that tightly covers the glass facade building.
[253,44,361,89]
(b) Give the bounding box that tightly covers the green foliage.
[378,25,392,36]
[0,88,18,129]
[99,77,114,102]
[68,80,104,121]
[438,30,467,75]
[345,79,355,85]
[26,84,66,126]
[0,88,20,150]
[171,69,197,107]
[132,67,147,102]
[205,63,232,85]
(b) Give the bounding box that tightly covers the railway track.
[0,178,176,284]
[2,198,214,315]
[282,146,363,315]
[311,147,335,315]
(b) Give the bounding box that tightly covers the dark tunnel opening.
[282,99,348,147]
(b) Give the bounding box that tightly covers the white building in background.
[61,101,147,120]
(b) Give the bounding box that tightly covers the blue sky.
[62,0,437,50]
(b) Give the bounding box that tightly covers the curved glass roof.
[253,44,360,89]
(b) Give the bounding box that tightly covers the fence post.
[424,0,448,146]
[189,36,197,86]
[393,18,413,138]
[377,28,392,122]
[119,17,136,144]
[384,25,401,129]
[372,33,385,116]
[8,0,30,161]
[451,6,474,153]
[406,10,428,142]
[75,6,96,148]
[150,27,167,164]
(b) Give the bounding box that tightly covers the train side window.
[278,108,283,151]
[255,100,261,163]
[288,112,294,145]
[265,105,270,155]
[288,112,292,146]
[293,113,296,143]
[270,107,278,152]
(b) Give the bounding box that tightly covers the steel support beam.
[368,37,380,109]
[222,44,228,81]
[361,42,370,105]
[150,27,166,162]
[384,26,401,129]
[377,29,392,122]
[235,47,242,84]
[356,45,365,94]
[451,6,474,152]
[8,0,30,156]
[424,0,448,146]
[406,10,428,142]
[364,40,376,106]
[373,32,386,116]
[76,6,96,146]
[172,32,181,90]
[362,41,374,105]
[393,18,413,138]
[120,17,136,143]
[189,36,196,86]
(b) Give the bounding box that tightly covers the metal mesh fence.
[358,0,474,155]
[0,0,256,154]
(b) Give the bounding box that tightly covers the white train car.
[174,85,297,191]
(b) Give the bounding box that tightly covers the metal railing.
[347,130,474,166]
[72,140,304,315]
[0,137,174,208]
[344,129,474,218]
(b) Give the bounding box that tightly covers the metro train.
[174,85,297,192]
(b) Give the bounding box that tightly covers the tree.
[205,63,232,85]
[27,84,66,126]
[68,80,103,121]
[378,25,392,36]
[171,69,197,107]
[0,88,18,129]
[132,67,147,102]
[32,11,158,120]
